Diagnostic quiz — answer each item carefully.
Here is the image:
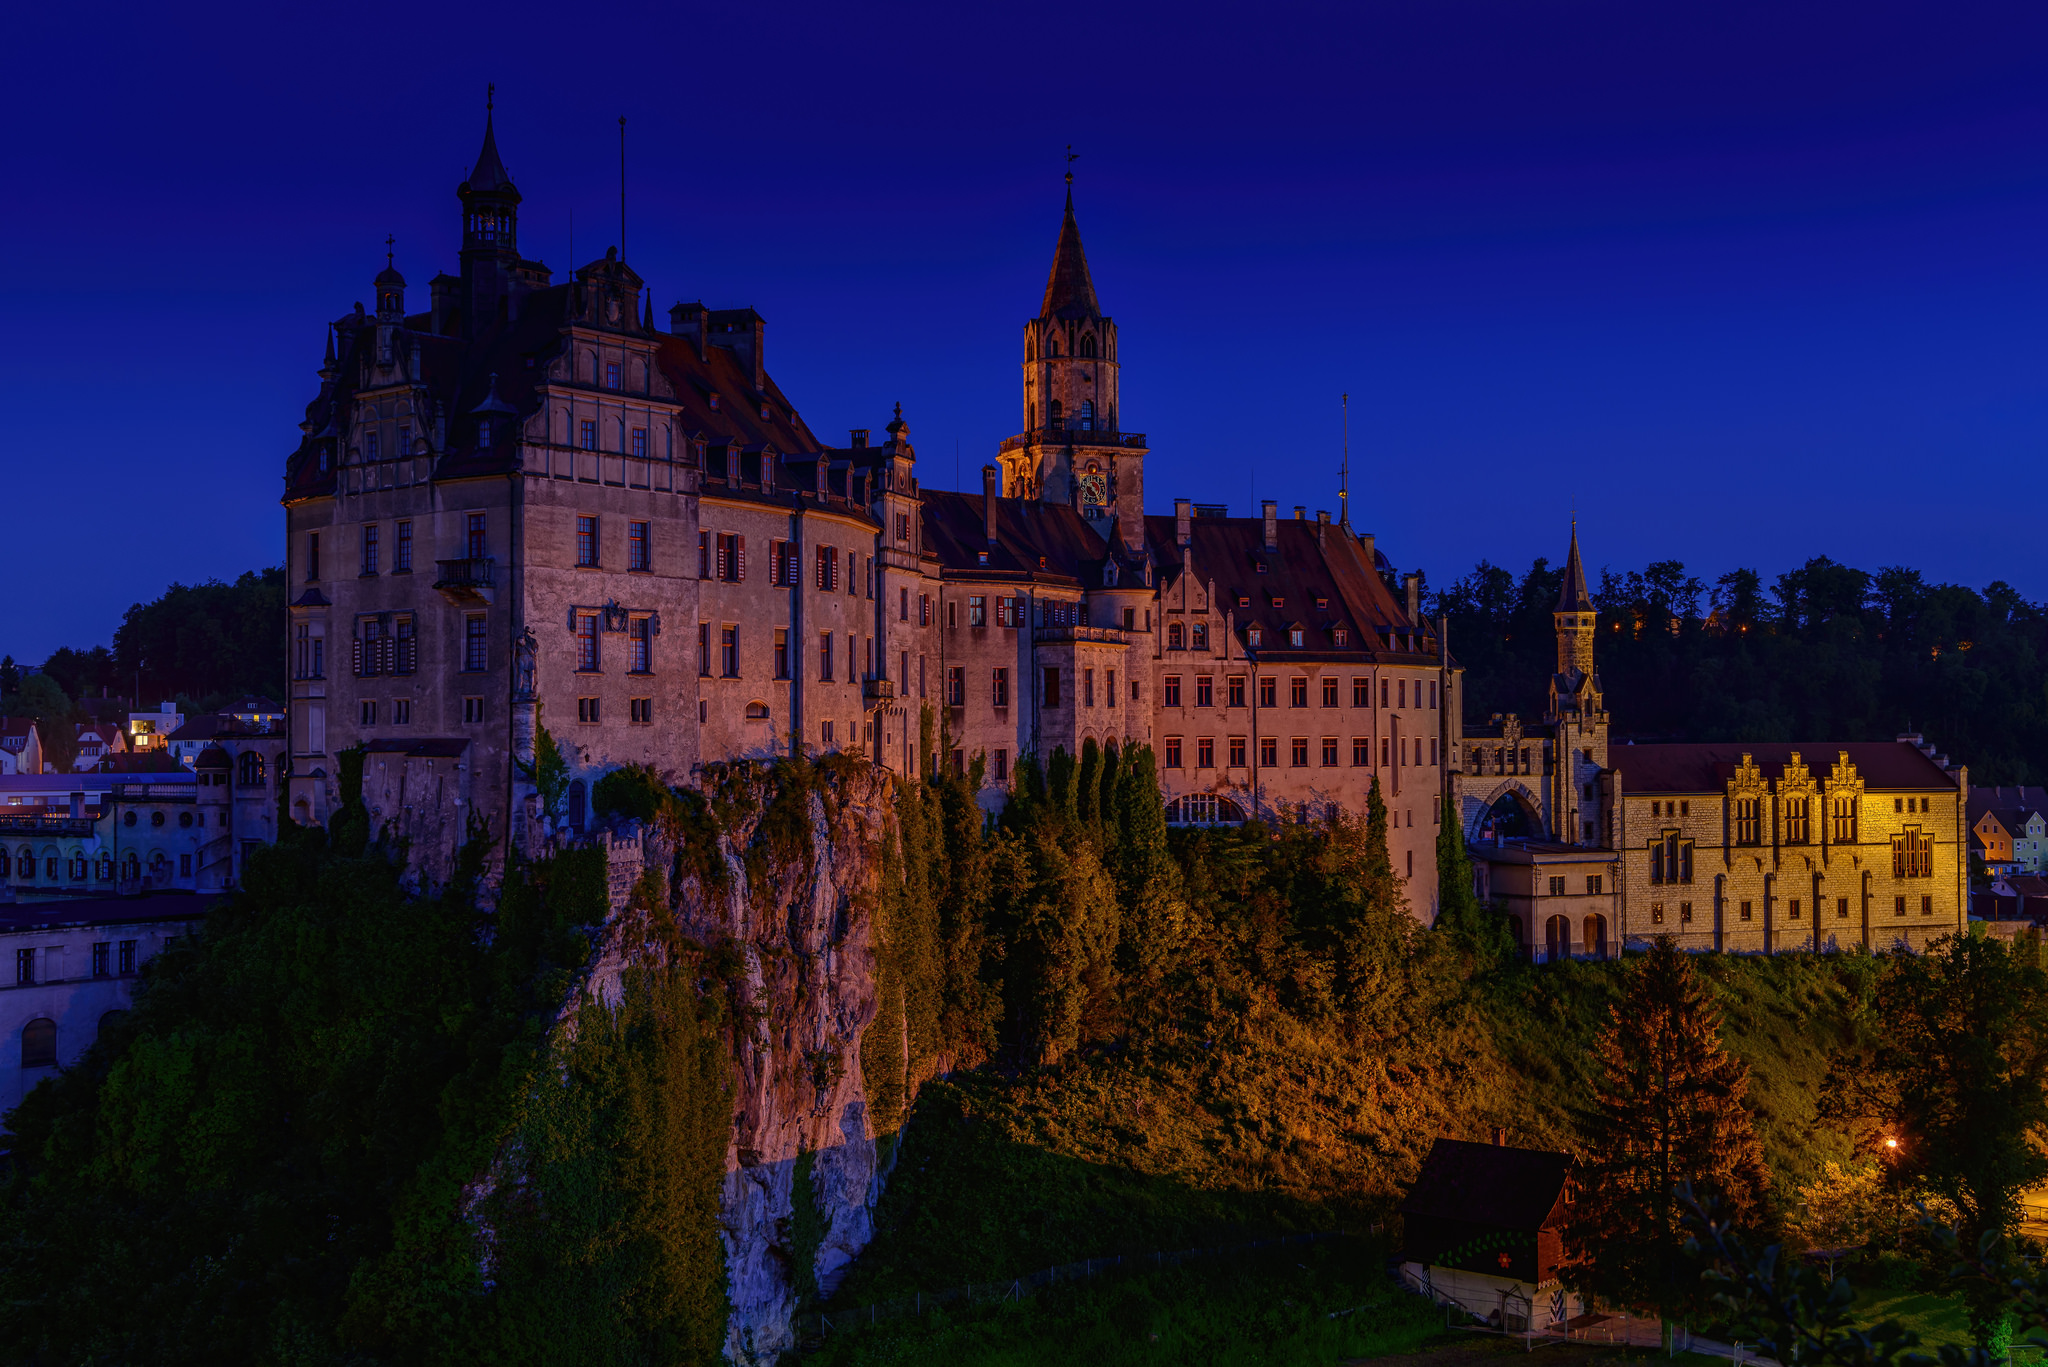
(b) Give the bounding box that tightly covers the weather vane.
[385,234,395,267]
[1065,143,1078,186]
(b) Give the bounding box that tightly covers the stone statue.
[513,626,538,700]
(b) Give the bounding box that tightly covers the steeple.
[457,85,522,335]
[1556,521,1593,614]
[1039,175,1101,321]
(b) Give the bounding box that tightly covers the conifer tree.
[1109,745,1183,992]
[1076,738,1101,827]
[1564,938,1767,1335]
[1433,792,1514,964]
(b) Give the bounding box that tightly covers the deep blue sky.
[7,0,2048,662]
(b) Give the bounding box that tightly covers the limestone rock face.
[654,765,896,1366]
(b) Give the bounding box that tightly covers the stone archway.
[1467,780,1545,842]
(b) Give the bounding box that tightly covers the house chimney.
[849,429,869,448]
[1261,500,1278,550]
[1359,531,1376,567]
[1405,574,1420,623]
[1294,504,1307,520]
[1494,1126,1507,1147]
[982,464,1000,544]
[1174,498,1192,548]
[1316,509,1329,549]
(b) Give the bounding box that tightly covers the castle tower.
[999,173,1148,554]
[1547,524,1608,843]
[457,92,522,334]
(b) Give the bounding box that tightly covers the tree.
[1564,938,1768,1337]
[1820,933,2048,1348]
[4,673,77,772]
[1788,1162,1885,1284]
[1433,791,1513,966]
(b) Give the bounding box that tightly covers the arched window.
[95,857,112,881]
[1583,914,1609,959]
[21,1018,56,1069]
[1167,623,1185,650]
[238,752,266,788]
[0,851,8,877]
[44,853,59,880]
[1048,400,1063,431]
[744,702,770,721]
[1545,914,1571,963]
[67,854,86,881]
[1079,333,1097,358]
[1077,399,1094,431]
[97,1010,130,1043]
[1027,334,1036,361]
[121,853,139,881]
[1047,337,1060,359]
[1191,623,1208,650]
[19,847,35,878]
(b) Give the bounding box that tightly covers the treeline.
[1435,556,2048,783]
[2,567,286,713]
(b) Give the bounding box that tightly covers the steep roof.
[1040,188,1101,321]
[1400,1138,1571,1232]
[920,490,1106,582]
[1609,741,1959,794]
[1556,525,1593,614]
[461,110,517,199]
[1970,785,2048,823]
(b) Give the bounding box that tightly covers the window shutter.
[737,535,746,581]
[352,635,364,677]
[699,531,710,579]
[716,537,728,580]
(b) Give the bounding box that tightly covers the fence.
[794,1229,1353,1341]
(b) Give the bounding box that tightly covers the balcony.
[862,677,897,703]
[1033,624,1128,646]
[433,557,496,604]
[997,428,1147,454]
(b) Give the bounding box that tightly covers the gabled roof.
[919,491,1106,582]
[1609,741,1958,794]
[1400,1138,1571,1232]
[1040,188,1101,321]
[1969,786,2048,823]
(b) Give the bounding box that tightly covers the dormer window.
[760,402,772,420]
[1289,627,1304,647]
[478,421,491,447]
[1270,596,1284,608]
[1247,626,1262,647]
[1333,627,1349,647]
[1237,596,1249,607]
[977,550,989,566]
[1315,597,1328,610]
[709,393,721,411]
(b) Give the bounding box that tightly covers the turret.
[457,89,522,334]
[1555,524,1595,679]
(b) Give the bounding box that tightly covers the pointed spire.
[1557,520,1593,613]
[1040,162,1101,320]
[462,83,517,197]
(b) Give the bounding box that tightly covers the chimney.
[430,275,460,336]
[1316,509,1329,549]
[1359,531,1376,567]
[751,315,766,392]
[1261,500,1278,550]
[849,429,869,448]
[1174,497,1192,548]
[1405,574,1420,623]
[669,301,709,360]
[982,464,1000,544]
[1294,504,1307,520]
[1493,1126,1507,1147]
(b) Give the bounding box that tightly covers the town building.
[2,894,210,1122]
[1968,786,2048,877]
[73,723,126,771]
[1398,1135,1584,1333]
[0,720,42,777]
[1452,530,1970,957]
[280,117,1452,914]
[126,702,184,754]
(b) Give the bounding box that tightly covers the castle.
[282,114,1453,913]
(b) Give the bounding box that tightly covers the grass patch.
[810,1236,1445,1365]
[1850,1287,1971,1352]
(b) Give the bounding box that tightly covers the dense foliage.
[1436,555,2048,782]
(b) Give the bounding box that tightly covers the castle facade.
[283,119,1452,914]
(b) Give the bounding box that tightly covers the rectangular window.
[394,519,412,572]
[1788,898,1802,921]
[1431,738,1439,766]
[1891,828,1933,878]
[1353,737,1369,766]
[581,419,597,450]
[630,698,652,724]
[1290,737,1309,767]
[1290,677,1307,707]
[1785,797,1809,843]
[1321,677,1338,707]
[821,633,836,682]
[969,596,987,627]
[1740,900,1754,922]
[1550,876,1567,897]
[628,521,650,571]
[816,546,838,591]
[994,749,1008,782]
[1321,738,1338,767]
[774,630,789,679]
[16,948,35,985]
[1164,737,1182,769]
[1587,875,1603,895]
[1260,737,1278,767]
[361,523,379,575]
[1224,676,1245,709]
[1259,677,1277,708]
[721,626,740,678]
[576,515,599,567]
[947,666,965,706]
[1195,737,1214,768]
[393,699,411,725]
[464,615,488,672]
[1230,737,1247,767]
[92,942,108,977]
[360,699,376,726]
[1196,676,1213,707]
[1838,896,1850,920]
[1164,675,1182,707]
[118,940,136,975]
[605,361,621,390]
[698,623,711,677]
[900,587,910,622]
[575,614,599,672]
[1921,894,1933,917]
[467,513,487,559]
[1894,895,1907,918]
[1431,681,1439,709]
[631,617,652,673]
[631,427,647,458]
[919,594,931,627]
[896,513,909,542]
[1353,677,1368,707]
[1831,796,1857,843]
[462,696,484,724]
[1380,679,1389,708]
[1735,797,1762,844]
[577,697,600,724]
[1043,667,1062,707]
[307,531,321,581]
[992,668,1009,708]
[366,430,379,461]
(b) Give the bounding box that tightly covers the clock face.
[1079,470,1107,506]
